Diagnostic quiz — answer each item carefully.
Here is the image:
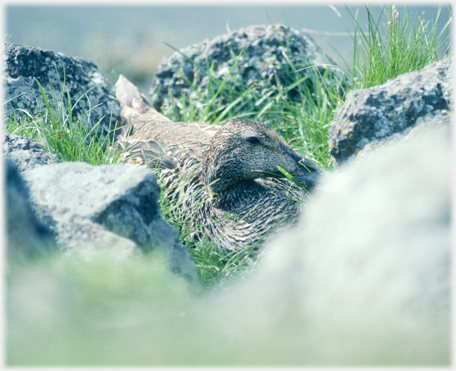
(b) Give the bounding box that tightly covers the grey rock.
[207,124,450,364]
[6,159,57,261]
[3,43,120,143]
[22,161,198,284]
[3,134,62,171]
[150,24,342,118]
[329,58,452,164]
[356,110,452,161]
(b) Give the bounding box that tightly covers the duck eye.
[247,136,260,144]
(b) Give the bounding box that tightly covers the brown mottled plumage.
[115,75,322,251]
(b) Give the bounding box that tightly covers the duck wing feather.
[115,74,218,168]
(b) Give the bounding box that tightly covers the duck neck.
[210,180,263,211]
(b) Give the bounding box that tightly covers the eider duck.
[115,75,322,251]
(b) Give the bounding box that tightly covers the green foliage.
[348,4,452,89]
[6,253,197,365]
[159,42,259,125]
[160,52,346,171]
[5,78,124,165]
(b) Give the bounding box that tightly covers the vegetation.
[159,45,344,171]
[4,5,452,289]
[346,4,452,89]
[5,79,123,165]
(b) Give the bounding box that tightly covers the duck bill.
[281,147,323,185]
[291,169,319,184]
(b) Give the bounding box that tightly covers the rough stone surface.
[328,58,452,164]
[3,43,121,143]
[3,134,62,171]
[6,159,57,260]
[150,24,342,116]
[22,161,198,284]
[206,124,450,364]
[355,110,452,161]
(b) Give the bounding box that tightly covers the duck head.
[202,119,323,193]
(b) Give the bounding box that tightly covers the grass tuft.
[347,4,452,89]
[5,77,125,165]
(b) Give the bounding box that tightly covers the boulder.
[328,58,452,164]
[3,133,62,172]
[150,24,342,117]
[3,43,121,143]
[22,161,198,284]
[205,124,450,364]
[6,159,57,261]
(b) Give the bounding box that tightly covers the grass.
[158,6,451,172]
[159,39,346,171]
[344,4,452,89]
[5,74,124,165]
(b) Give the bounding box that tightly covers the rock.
[150,24,342,117]
[3,134,62,172]
[328,58,452,164]
[206,124,450,364]
[355,110,451,162]
[6,159,57,261]
[22,161,198,284]
[3,43,121,144]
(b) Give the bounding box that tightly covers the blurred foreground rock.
[21,162,198,284]
[3,134,62,171]
[3,43,120,143]
[6,159,57,261]
[329,58,452,164]
[206,124,450,364]
[150,24,342,116]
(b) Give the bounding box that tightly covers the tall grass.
[5,79,124,165]
[160,52,346,171]
[347,4,452,89]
